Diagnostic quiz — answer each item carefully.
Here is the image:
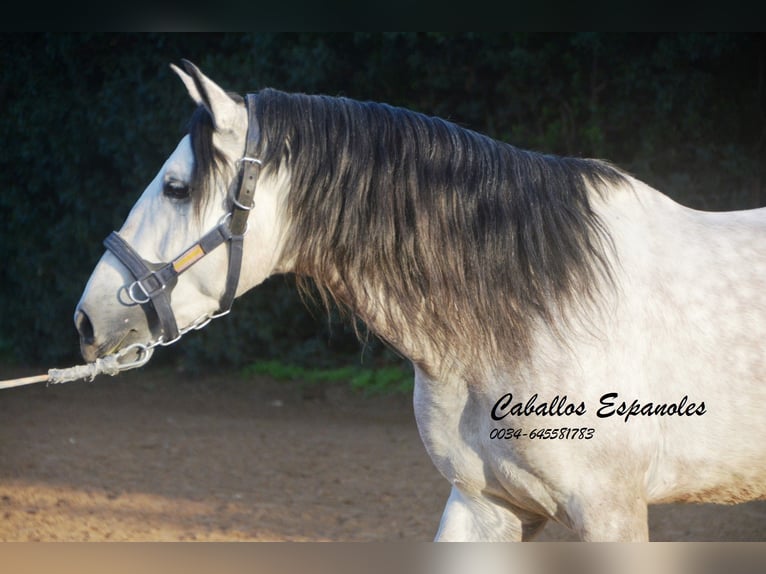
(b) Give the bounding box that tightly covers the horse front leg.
[569,492,650,541]
[434,486,548,541]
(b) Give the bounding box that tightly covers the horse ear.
[170,60,241,133]
[170,62,203,105]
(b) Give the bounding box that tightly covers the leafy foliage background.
[2,33,764,369]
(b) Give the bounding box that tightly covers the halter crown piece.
[103,94,261,363]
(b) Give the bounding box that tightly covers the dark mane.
[250,88,627,376]
[187,102,236,216]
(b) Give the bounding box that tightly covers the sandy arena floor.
[1,364,764,542]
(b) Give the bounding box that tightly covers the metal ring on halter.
[115,342,155,370]
[219,212,250,237]
[127,279,160,305]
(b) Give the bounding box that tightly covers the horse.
[74,60,766,541]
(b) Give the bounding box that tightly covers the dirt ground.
[1,363,764,542]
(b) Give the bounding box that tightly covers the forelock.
[186,105,228,216]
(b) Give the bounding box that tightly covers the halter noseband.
[103,94,262,348]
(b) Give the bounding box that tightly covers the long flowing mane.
[200,89,629,376]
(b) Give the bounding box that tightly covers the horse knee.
[571,495,649,542]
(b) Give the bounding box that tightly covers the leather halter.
[103,94,261,344]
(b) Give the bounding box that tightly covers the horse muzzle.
[73,305,151,364]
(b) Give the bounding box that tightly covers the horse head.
[74,61,286,367]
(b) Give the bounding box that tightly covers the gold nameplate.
[172,244,206,273]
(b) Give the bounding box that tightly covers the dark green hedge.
[2,33,764,368]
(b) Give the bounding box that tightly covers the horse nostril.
[74,309,95,345]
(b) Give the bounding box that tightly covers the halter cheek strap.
[103,93,261,344]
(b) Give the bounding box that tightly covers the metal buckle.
[231,157,260,211]
[229,186,255,211]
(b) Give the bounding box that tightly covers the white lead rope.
[0,356,122,390]
[0,347,154,390]
[0,309,225,391]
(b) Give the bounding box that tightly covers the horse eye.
[163,180,191,200]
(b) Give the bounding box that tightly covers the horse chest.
[414,376,485,489]
[412,368,511,496]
